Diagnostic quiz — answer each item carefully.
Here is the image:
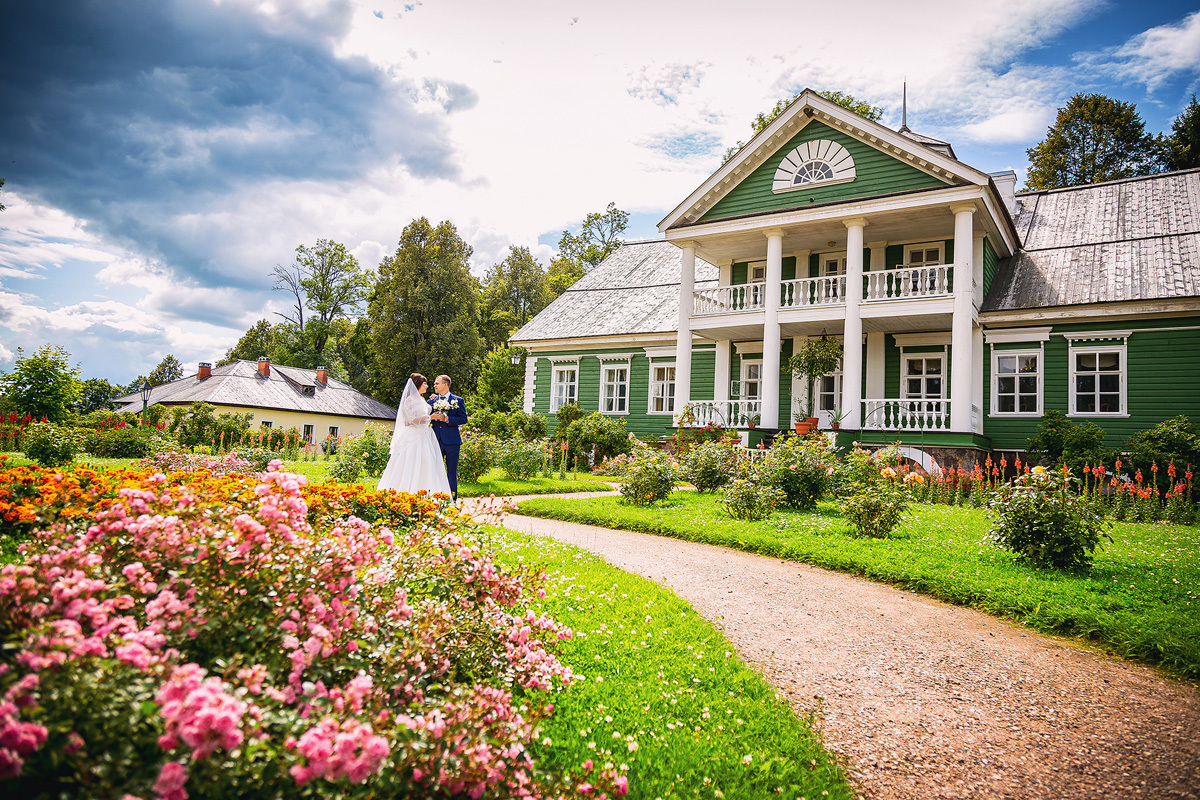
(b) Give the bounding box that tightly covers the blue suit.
[428,392,468,498]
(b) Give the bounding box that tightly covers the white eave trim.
[596,352,636,361]
[983,327,1052,344]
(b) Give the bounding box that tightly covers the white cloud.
[1079,10,1200,92]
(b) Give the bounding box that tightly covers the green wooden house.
[510,89,1200,469]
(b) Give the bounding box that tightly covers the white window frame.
[260,420,273,429]
[599,357,631,415]
[904,241,944,267]
[738,359,763,401]
[648,363,676,415]
[327,425,339,439]
[1068,343,1128,417]
[747,260,768,307]
[549,359,579,413]
[900,351,946,401]
[991,348,1043,416]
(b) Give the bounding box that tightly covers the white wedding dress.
[377,379,453,496]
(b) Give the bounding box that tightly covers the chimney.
[197,362,212,380]
[316,365,328,385]
[257,356,270,378]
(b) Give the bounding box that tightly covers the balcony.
[688,399,762,428]
[861,399,951,431]
[692,264,954,317]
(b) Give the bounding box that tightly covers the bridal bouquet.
[432,397,459,414]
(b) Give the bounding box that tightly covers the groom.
[428,374,468,500]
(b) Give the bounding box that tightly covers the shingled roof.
[115,360,397,420]
[983,168,1200,312]
[510,240,718,342]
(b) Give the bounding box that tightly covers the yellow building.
[117,358,396,442]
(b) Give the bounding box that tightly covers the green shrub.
[458,430,499,483]
[831,444,900,498]
[232,447,284,471]
[498,438,545,480]
[1026,410,1112,475]
[21,422,79,467]
[989,466,1111,571]
[471,408,548,441]
[842,477,908,538]
[339,423,392,477]
[166,401,253,450]
[758,434,835,510]
[721,477,784,520]
[681,440,745,492]
[327,450,366,484]
[619,451,678,506]
[1125,415,1200,493]
[564,413,633,465]
[552,401,585,436]
[84,422,170,458]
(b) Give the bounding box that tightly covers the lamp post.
[509,347,524,366]
[140,380,153,422]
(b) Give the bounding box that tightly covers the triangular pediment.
[659,89,992,231]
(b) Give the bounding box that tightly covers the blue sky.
[1,0,1198,383]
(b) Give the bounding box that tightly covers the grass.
[488,526,852,800]
[516,492,1200,682]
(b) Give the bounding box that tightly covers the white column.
[761,229,784,428]
[841,218,867,428]
[867,241,887,273]
[865,332,885,400]
[950,205,975,432]
[972,233,986,433]
[789,336,805,424]
[719,260,733,287]
[522,356,537,414]
[675,243,695,421]
[714,340,731,404]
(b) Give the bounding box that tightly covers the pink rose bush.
[0,462,625,798]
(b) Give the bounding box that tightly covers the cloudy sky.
[1,0,1198,383]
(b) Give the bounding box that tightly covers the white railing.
[861,398,952,431]
[780,276,846,308]
[686,400,762,427]
[693,284,766,315]
[864,264,952,301]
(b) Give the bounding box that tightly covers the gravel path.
[477,500,1200,800]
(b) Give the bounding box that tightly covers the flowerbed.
[0,462,624,798]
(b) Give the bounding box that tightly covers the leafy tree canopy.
[0,344,81,423]
[75,378,122,414]
[271,239,373,359]
[1025,94,1164,190]
[147,354,184,386]
[723,90,884,163]
[367,218,482,405]
[219,319,275,366]
[474,345,528,413]
[1164,94,1200,171]
[555,202,628,273]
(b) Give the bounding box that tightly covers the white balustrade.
[861,398,952,431]
[686,400,762,428]
[780,276,847,308]
[692,284,766,315]
[863,264,952,301]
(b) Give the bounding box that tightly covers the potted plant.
[788,335,844,427]
[747,413,760,429]
[829,406,849,431]
[791,396,815,434]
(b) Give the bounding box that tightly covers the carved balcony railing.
[692,284,766,315]
[780,276,847,309]
[861,399,952,431]
[685,400,762,428]
[863,264,952,301]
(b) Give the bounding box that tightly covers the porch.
[687,397,978,433]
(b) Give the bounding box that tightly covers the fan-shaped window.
[773,140,856,192]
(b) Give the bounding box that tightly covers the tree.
[147,354,184,386]
[545,258,586,300]
[220,319,275,366]
[1025,94,1164,190]
[0,344,81,423]
[475,346,527,413]
[479,246,550,349]
[75,378,122,414]
[368,218,482,405]
[556,202,628,272]
[723,90,884,163]
[1164,95,1200,171]
[271,239,373,359]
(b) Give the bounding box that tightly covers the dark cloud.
[0,0,458,289]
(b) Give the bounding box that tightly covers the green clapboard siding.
[982,237,998,297]
[700,121,946,222]
[982,319,1200,451]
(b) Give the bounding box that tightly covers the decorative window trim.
[1061,330,1132,344]
[772,139,856,193]
[734,341,764,355]
[642,346,677,359]
[900,350,947,400]
[902,241,945,267]
[550,361,579,413]
[893,332,952,348]
[984,327,1052,344]
[990,346,1043,417]
[597,352,636,362]
[600,358,631,415]
[647,363,676,415]
[1068,342,1128,417]
[817,251,847,277]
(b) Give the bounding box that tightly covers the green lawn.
[516,492,1200,681]
[490,527,851,800]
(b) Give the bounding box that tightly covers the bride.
[377,373,453,496]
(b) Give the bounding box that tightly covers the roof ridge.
[1015,166,1200,197]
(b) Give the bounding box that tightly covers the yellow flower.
[880,467,897,479]
[1032,465,1047,476]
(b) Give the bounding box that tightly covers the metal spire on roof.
[899,80,910,133]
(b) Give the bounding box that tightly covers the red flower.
[1168,462,1177,479]
[1152,462,1159,473]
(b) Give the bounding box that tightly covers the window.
[748,261,767,308]
[772,140,857,192]
[903,355,943,412]
[302,424,315,443]
[906,244,942,267]
[550,363,578,412]
[1071,348,1125,414]
[793,160,834,185]
[992,351,1041,414]
[820,253,847,299]
[327,426,339,438]
[739,360,762,402]
[260,420,273,429]
[818,371,843,412]
[649,365,675,413]
[601,364,629,414]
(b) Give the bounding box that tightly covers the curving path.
[469,497,1200,799]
